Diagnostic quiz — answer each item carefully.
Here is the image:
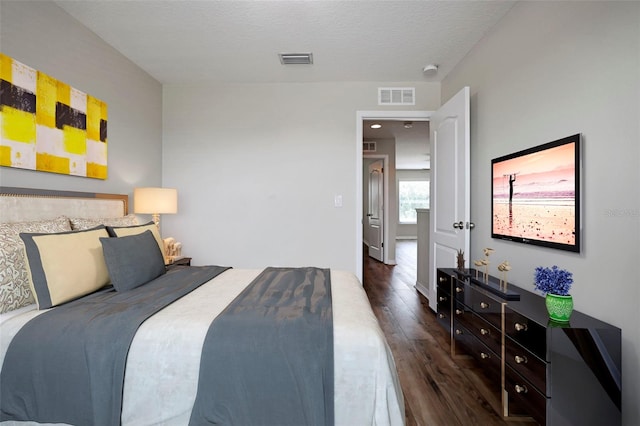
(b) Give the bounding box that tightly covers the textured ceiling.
[54,0,515,85]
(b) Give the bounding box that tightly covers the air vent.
[378,87,415,105]
[279,53,313,65]
[363,141,377,153]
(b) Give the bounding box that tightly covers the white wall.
[162,82,440,273]
[0,1,163,199]
[442,2,640,424]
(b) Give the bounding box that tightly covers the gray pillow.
[100,230,166,292]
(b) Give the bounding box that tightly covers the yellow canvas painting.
[0,53,107,179]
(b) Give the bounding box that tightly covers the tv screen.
[491,134,581,252]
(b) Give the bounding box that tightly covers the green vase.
[545,293,573,323]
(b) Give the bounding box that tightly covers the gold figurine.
[497,260,511,291]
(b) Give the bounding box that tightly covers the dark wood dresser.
[436,268,621,425]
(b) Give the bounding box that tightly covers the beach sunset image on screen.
[491,135,580,252]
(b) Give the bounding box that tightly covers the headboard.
[0,187,129,223]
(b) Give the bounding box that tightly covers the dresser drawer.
[454,302,501,357]
[505,364,547,426]
[505,335,547,395]
[467,286,502,329]
[436,286,452,331]
[504,306,547,360]
[452,280,466,302]
[437,270,452,292]
[454,324,501,384]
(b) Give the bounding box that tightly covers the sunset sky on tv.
[493,142,576,199]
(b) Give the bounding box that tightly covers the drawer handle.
[480,302,489,309]
[515,355,528,364]
[480,352,490,360]
[480,328,490,336]
[439,296,447,302]
[439,276,447,283]
[514,322,528,332]
[455,329,463,335]
[455,309,463,315]
[455,287,463,293]
[438,313,446,319]
[514,384,528,394]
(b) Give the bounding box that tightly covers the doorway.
[356,110,431,282]
[357,87,471,309]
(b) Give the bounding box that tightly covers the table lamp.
[133,187,177,228]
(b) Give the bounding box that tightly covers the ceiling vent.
[279,53,313,65]
[378,87,415,106]
[363,141,377,153]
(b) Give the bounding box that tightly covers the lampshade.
[134,187,178,215]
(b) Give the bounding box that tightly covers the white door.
[367,159,384,262]
[428,87,471,311]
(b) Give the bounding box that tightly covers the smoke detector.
[423,64,438,76]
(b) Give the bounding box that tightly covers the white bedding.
[0,268,405,426]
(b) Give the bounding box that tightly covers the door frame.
[356,110,432,282]
[363,154,389,263]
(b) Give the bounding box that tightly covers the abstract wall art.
[0,53,108,179]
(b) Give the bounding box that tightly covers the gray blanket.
[0,265,230,426]
[189,267,334,426]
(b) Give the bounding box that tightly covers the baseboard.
[395,236,417,240]
[414,281,429,300]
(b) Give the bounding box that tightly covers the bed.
[0,187,405,426]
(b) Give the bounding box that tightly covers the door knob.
[468,222,475,229]
[453,221,464,229]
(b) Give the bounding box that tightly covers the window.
[399,181,429,223]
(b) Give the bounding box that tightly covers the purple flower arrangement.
[534,265,573,296]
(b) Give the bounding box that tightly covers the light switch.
[334,195,343,208]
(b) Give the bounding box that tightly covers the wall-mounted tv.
[491,134,581,253]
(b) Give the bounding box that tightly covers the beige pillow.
[0,216,72,313]
[20,226,111,309]
[69,214,138,231]
[107,222,167,263]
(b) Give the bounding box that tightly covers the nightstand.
[166,257,191,271]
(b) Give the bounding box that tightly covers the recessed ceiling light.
[370,123,382,129]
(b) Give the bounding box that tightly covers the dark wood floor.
[362,240,529,426]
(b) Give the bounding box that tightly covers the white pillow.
[69,214,138,231]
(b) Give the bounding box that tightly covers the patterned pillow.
[20,226,111,309]
[69,214,139,231]
[0,216,72,313]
